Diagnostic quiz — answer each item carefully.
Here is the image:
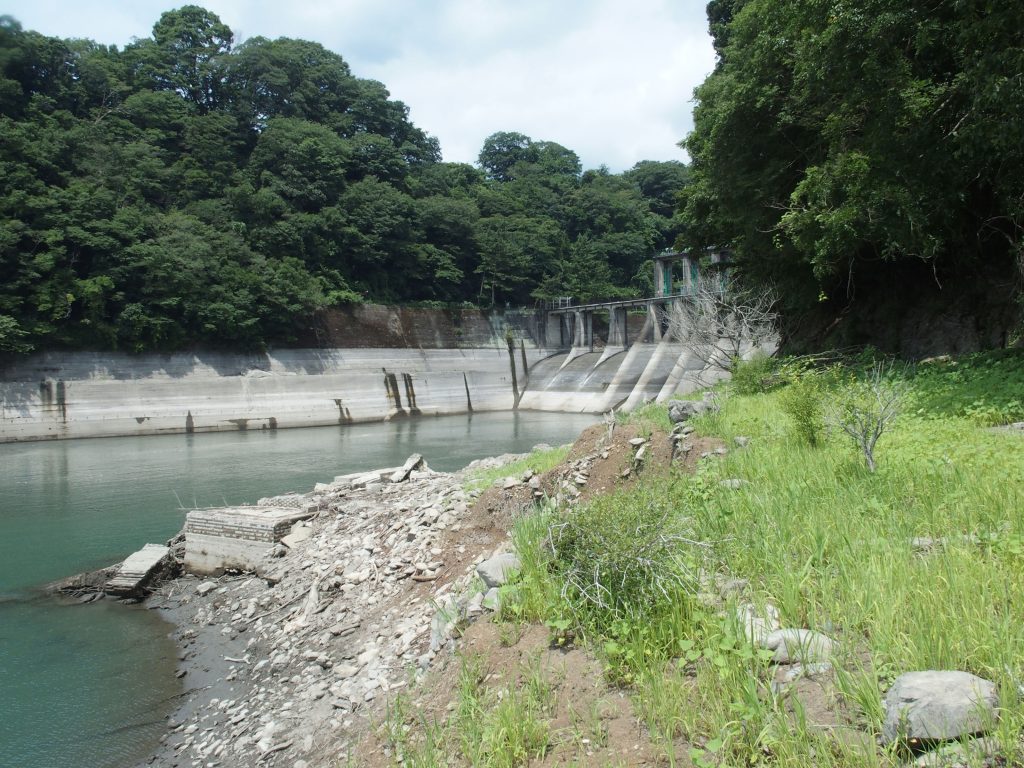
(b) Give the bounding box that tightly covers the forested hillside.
[679,0,1023,351]
[0,6,688,353]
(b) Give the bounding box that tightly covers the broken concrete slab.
[281,521,313,549]
[105,543,170,597]
[390,454,426,483]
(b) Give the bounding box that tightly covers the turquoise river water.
[0,411,597,768]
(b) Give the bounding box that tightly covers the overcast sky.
[4,1,715,172]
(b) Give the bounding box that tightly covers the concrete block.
[184,507,314,575]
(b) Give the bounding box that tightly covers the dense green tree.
[0,8,691,353]
[478,131,537,182]
[129,5,233,111]
[681,0,1024,321]
[476,215,565,304]
[227,36,355,130]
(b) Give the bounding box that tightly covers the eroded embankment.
[139,453,534,767]
[133,418,710,768]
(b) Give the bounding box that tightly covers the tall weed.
[547,484,700,626]
[730,352,781,395]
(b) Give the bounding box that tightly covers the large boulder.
[476,552,521,588]
[882,671,999,745]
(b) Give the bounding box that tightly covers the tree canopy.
[679,0,1024,326]
[0,7,689,353]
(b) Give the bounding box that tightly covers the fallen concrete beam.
[390,453,426,483]
[105,543,171,597]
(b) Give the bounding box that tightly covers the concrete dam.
[0,300,735,443]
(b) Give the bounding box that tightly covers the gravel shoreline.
[130,453,531,768]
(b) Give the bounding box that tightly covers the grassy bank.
[377,351,1024,767]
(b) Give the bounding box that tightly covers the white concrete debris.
[157,455,520,768]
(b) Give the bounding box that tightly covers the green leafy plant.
[544,616,576,648]
[730,351,781,395]
[828,364,907,472]
[778,365,829,446]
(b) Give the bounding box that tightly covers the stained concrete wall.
[0,347,545,443]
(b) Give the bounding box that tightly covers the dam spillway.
[0,298,753,443]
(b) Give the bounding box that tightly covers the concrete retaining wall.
[0,346,545,443]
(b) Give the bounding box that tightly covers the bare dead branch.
[665,276,779,372]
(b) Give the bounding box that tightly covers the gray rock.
[196,580,218,596]
[736,602,781,644]
[882,671,999,745]
[762,628,834,664]
[481,587,501,612]
[667,395,719,424]
[912,737,997,767]
[719,478,748,490]
[465,591,484,616]
[476,553,521,588]
[429,597,459,652]
[734,436,751,448]
[718,577,749,598]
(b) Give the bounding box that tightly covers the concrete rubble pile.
[155,454,516,768]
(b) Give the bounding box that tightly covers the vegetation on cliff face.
[0,7,688,354]
[679,0,1024,345]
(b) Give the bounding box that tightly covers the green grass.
[462,445,571,493]
[373,351,1024,767]
[908,349,1024,425]
[506,351,1024,766]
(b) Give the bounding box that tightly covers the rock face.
[762,628,834,664]
[882,671,999,745]
[476,553,521,588]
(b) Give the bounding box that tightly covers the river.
[0,410,596,768]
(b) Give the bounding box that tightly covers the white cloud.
[4,0,714,171]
